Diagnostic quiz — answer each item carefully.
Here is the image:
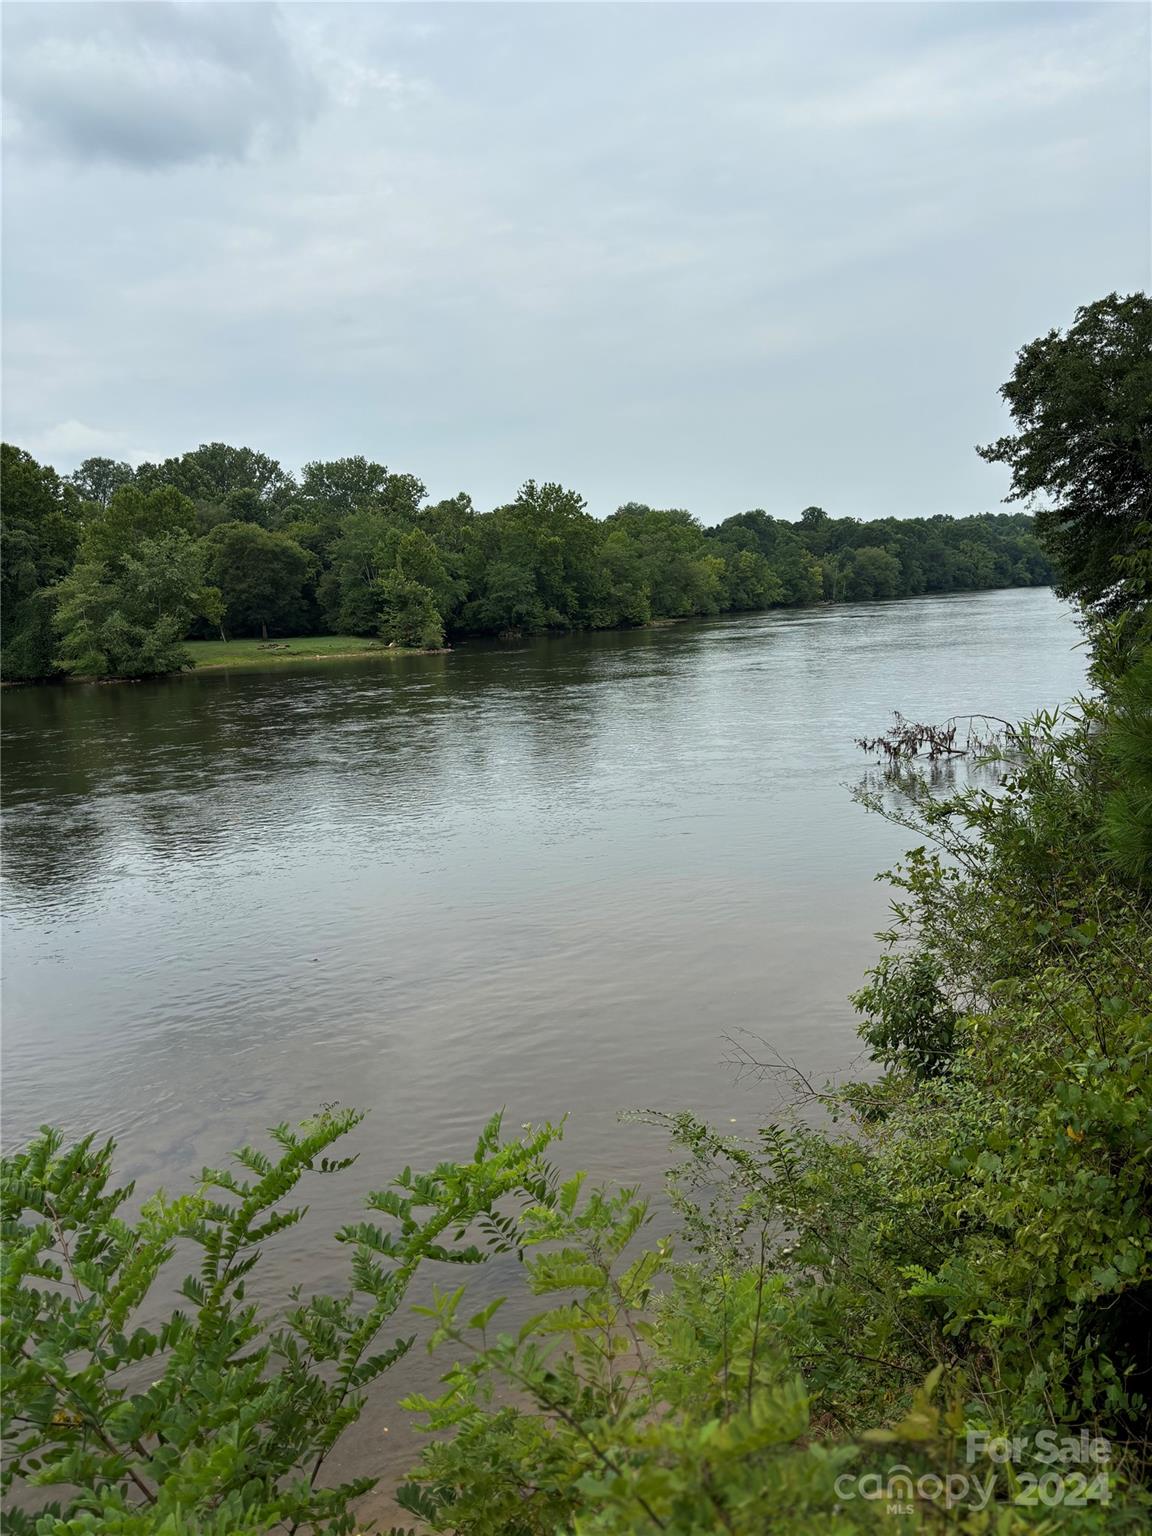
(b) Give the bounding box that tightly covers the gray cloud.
[2,2,323,168]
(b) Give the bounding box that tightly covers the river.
[1,587,1085,1502]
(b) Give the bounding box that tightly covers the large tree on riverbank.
[978,291,1152,632]
[53,533,219,678]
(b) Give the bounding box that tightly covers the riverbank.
[184,625,697,672]
[185,635,436,669]
[0,634,434,686]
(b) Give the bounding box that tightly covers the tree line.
[1,441,1051,680]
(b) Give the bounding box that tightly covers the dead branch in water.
[855,711,1017,764]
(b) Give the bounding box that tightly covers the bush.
[852,952,959,1079]
[1,1109,561,1534]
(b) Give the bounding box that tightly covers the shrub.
[1,1109,561,1534]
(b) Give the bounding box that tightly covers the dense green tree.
[414,495,478,621]
[722,547,784,610]
[1,445,79,609]
[594,527,652,626]
[465,482,603,632]
[202,521,312,639]
[289,460,433,633]
[978,292,1152,624]
[1100,651,1152,885]
[0,445,81,678]
[465,557,543,633]
[78,484,196,566]
[376,572,445,648]
[1,590,62,682]
[607,504,726,618]
[845,544,902,601]
[66,456,135,509]
[418,492,476,552]
[297,454,393,518]
[713,511,823,605]
[295,456,425,525]
[797,503,832,554]
[137,441,294,503]
[390,527,457,614]
[317,509,396,633]
[820,549,851,603]
[53,533,216,678]
[136,442,297,531]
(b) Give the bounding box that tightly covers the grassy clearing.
[185,635,417,669]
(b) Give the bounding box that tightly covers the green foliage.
[396,1111,1151,1531]
[78,486,197,568]
[369,526,457,646]
[376,572,445,648]
[845,700,1152,1425]
[845,544,903,601]
[201,521,312,639]
[53,534,217,679]
[463,482,605,633]
[318,508,398,634]
[35,486,212,677]
[721,547,784,610]
[1099,653,1152,886]
[66,457,136,511]
[1,1109,564,1535]
[135,443,296,528]
[851,952,959,1079]
[397,1174,861,1536]
[978,292,1152,628]
[710,510,824,605]
[603,503,728,620]
[0,445,80,678]
[0,445,80,610]
[1,590,63,683]
[296,456,426,529]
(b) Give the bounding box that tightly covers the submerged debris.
[855,711,1014,763]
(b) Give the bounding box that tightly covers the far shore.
[185,635,440,670]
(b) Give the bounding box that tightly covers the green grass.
[185,635,416,669]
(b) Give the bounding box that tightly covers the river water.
[1,587,1085,1501]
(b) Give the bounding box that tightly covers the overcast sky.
[2,2,1149,522]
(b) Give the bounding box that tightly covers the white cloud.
[23,420,157,469]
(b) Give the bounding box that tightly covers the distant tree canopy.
[135,443,297,524]
[78,484,196,567]
[66,456,134,510]
[2,432,1057,680]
